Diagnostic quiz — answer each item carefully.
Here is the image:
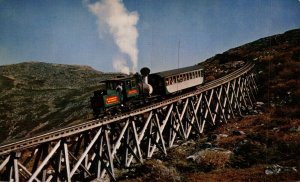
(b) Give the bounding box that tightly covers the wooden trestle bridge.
[0,62,257,181]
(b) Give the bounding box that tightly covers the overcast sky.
[0,0,300,73]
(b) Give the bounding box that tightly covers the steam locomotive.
[90,65,204,117]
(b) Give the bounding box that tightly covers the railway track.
[0,62,255,156]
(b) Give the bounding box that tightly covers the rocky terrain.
[0,62,121,143]
[116,29,300,181]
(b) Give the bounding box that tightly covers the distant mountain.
[0,62,121,143]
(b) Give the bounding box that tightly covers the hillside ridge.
[0,61,121,142]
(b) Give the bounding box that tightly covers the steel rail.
[0,62,254,155]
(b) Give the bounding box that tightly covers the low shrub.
[192,149,232,171]
[135,159,181,182]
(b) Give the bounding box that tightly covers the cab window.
[126,80,131,88]
[131,80,136,87]
[106,81,116,90]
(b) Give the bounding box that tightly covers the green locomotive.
[90,66,204,117]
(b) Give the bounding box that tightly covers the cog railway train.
[90,65,204,117]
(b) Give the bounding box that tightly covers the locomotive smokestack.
[140,67,153,95]
[140,67,150,84]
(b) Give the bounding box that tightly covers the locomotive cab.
[90,76,139,117]
[104,77,139,102]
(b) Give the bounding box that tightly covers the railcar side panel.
[165,76,203,94]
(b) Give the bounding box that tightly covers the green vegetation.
[0,75,14,90]
[0,62,122,143]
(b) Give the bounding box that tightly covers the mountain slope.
[119,29,300,181]
[201,29,300,107]
[0,62,120,143]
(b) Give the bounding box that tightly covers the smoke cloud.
[112,56,130,75]
[86,0,139,74]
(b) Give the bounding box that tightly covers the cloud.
[86,0,139,73]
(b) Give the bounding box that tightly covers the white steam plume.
[113,56,130,75]
[87,0,139,74]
